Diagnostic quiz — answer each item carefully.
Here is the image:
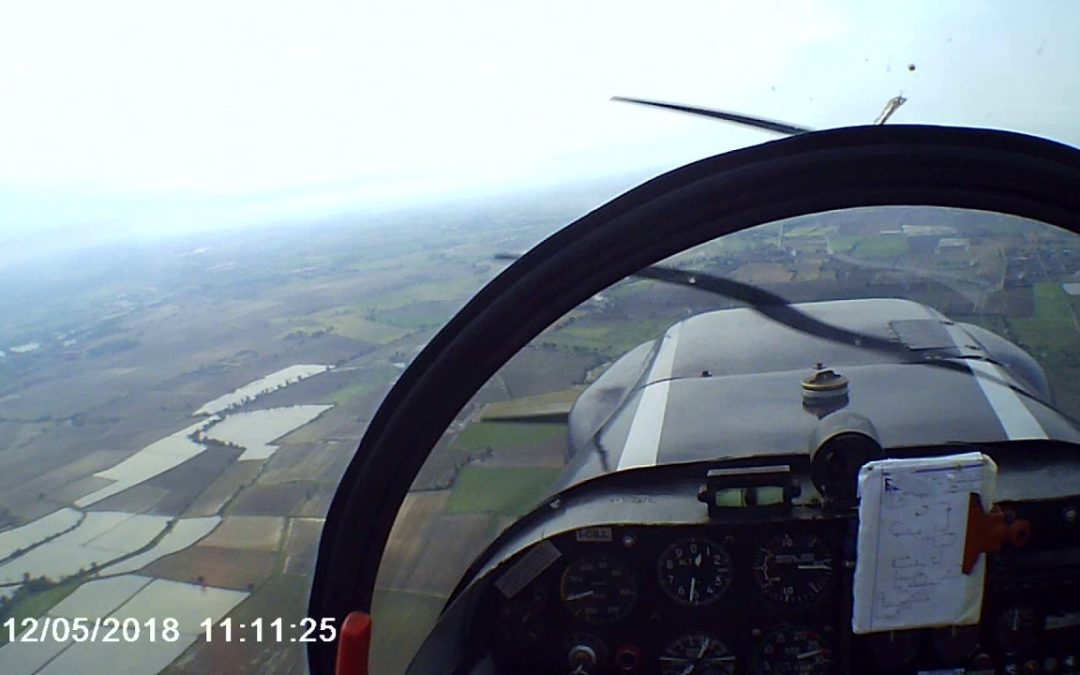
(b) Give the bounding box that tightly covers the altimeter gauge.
[657,537,733,607]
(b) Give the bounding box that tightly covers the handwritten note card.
[852,451,997,634]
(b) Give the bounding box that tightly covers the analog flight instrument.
[657,537,733,607]
[753,533,834,606]
[753,625,832,675]
[560,555,638,625]
[659,634,736,675]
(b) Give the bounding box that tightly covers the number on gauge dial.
[657,538,733,607]
[752,533,833,606]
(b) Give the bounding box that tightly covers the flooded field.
[194,364,333,416]
[0,509,82,560]
[205,405,332,460]
[0,180,569,673]
[120,578,248,633]
[49,575,152,619]
[74,420,217,508]
[0,513,169,584]
[0,576,248,675]
[0,628,68,674]
[40,636,183,675]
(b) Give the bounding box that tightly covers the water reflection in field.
[0,576,248,675]
[194,365,333,416]
[0,509,82,561]
[205,405,333,461]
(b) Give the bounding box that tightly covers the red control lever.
[962,493,1031,574]
[336,611,373,675]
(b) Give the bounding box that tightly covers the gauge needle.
[797,649,822,660]
[797,564,831,570]
[564,590,595,602]
[689,577,697,602]
[697,637,709,659]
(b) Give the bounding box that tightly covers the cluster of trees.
[194,575,258,592]
[536,341,602,356]
[0,561,110,616]
[0,573,62,616]
[284,328,332,341]
[193,433,245,451]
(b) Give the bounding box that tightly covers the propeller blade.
[611,96,813,136]
[493,253,1052,402]
[496,253,899,355]
[634,264,905,356]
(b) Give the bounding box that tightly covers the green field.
[478,388,581,420]
[321,379,379,405]
[784,224,837,238]
[0,579,81,646]
[320,366,401,405]
[828,235,859,253]
[273,273,486,342]
[445,466,561,517]
[374,303,452,330]
[1009,283,1080,418]
[1010,284,1080,349]
[545,317,671,356]
[952,312,1011,338]
[289,309,413,344]
[451,422,565,454]
[370,588,446,675]
[357,274,486,312]
[850,235,910,258]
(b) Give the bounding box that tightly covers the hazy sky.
[2,0,1078,243]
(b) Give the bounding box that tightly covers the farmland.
[2,198,1080,674]
[444,466,562,518]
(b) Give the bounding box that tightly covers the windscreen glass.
[372,206,1080,673]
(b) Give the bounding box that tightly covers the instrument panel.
[485,521,845,675]
[477,497,1080,674]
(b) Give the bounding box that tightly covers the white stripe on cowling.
[944,323,1047,440]
[618,322,682,470]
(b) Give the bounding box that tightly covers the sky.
[1,0,1078,246]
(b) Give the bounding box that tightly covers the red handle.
[336,611,373,675]
[962,494,1031,574]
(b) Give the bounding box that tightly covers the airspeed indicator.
[560,555,637,625]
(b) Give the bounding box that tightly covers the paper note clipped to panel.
[852,451,997,634]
